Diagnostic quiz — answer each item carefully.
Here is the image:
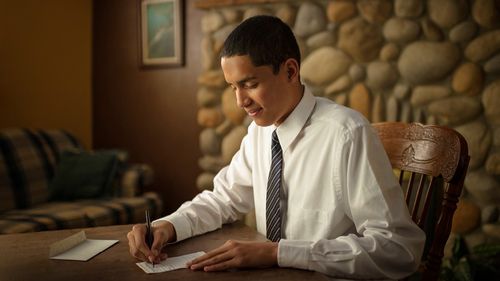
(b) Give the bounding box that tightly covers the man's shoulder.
[312,97,369,129]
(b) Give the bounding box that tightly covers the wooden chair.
[372,122,470,281]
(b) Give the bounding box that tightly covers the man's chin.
[253,119,275,127]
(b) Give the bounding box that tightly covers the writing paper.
[136,251,205,273]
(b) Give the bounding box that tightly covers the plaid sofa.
[0,128,163,234]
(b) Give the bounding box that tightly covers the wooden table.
[0,222,331,281]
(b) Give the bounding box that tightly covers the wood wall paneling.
[93,0,203,215]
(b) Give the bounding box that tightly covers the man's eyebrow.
[236,76,257,85]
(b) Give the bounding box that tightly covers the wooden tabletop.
[0,222,330,281]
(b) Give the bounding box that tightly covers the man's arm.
[277,124,425,280]
[127,126,257,263]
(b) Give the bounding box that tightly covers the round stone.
[452,200,481,235]
[455,121,492,169]
[464,231,487,250]
[301,47,351,86]
[197,107,224,128]
[215,119,233,136]
[327,1,356,23]
[465,30,500,62]
[450,21,478,43]
[473,0,500,28]
[428,0,468,29]
[372,94,385,123]
[334,93,347,106]
[196,172,215,190]
[197,70,226,88]
[401,102,413,123]
[482,205,499,224]
[379,43,400,61]
[349,83,371,120]
[221,9,241,23]
[465,169,500,204]
[383,18,420,43]
[294,2,326,37]
[201,36,215,71]
[357,0,392,24]
[338,17,384,62]
[212,24,238,54]
[393,83,410,100]
[395,0,423,18]
[495,127,500,146]
[398,41,460,85]
[199,128,221,156]
[221,126,247,164]
[325,75,352,96]
[421,18,444,41]
[275,4,296,26]
[197,87,220,107]
[485,53,500,74]
[483,79,500,125]
[452,63,484,96]
[482,223,500,239]
[486,153,500,175]
[427,96,482,126]
[201,11,225,33]
[386,96,399,122]
[222,87,246,125]
[198,155,226,174]
[306,31,335,50]
[243,7,272,20]
[366,61,398,90]
[349,64,365,82]
[410,86,450,107]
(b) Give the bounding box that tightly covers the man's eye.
[245,83,257,89]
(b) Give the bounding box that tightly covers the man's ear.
[284,58,299,82]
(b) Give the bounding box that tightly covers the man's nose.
[235,89,249,108]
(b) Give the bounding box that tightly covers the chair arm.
[117,164,154,197]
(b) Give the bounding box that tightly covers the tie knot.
[272,130,280,145]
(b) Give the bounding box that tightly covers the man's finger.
[189,250,233,270]
[131,224,153,258]
[188,240,235,266]
[127,231,149,262]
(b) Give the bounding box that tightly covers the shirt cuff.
[154,213,192,242]
[277,239,312,270]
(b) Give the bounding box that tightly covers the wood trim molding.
[195,0,284,9]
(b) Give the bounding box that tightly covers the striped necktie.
[266,130,282,242]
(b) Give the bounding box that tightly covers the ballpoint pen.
[145,209,155,268]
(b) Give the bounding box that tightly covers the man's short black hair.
[220,15,301,74]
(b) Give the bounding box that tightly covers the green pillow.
[49,150,120,201]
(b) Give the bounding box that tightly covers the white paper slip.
[136,251,206,274]
[49,231,118,261]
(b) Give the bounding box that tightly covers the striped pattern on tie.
[266,130,282,242]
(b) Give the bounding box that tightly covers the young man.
[128,15,425,279]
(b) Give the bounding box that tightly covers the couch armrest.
[117,164,154,197]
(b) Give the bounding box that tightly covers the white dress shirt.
[159,88,425,280]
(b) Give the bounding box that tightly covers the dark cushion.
[49,150,120,201]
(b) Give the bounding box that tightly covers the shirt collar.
[272,87,316,153]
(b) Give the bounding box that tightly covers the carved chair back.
[372,122,470,281]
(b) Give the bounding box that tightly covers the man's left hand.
[187,240,278,272]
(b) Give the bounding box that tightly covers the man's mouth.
[246,108,262,117]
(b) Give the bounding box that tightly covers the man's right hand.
[127,220,176,264]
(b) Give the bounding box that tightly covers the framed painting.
[139,0,183,67]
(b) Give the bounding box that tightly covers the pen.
[145,209,154,268]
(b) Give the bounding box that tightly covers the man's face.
[221,55,295,127]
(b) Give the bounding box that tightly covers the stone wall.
[195,0,500,250]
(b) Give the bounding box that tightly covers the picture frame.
[139,0,183,67]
